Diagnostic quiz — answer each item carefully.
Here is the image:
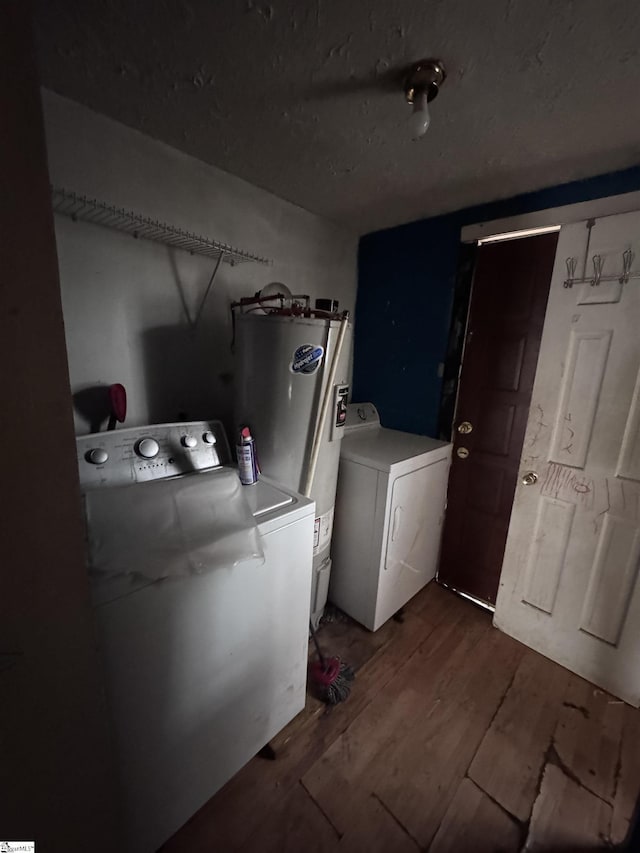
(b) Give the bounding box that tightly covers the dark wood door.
[438,233,558,605]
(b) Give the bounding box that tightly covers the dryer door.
[379,456,450,626]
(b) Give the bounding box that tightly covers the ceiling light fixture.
[404,59,446,140]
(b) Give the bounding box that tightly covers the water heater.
[234,302,351,628]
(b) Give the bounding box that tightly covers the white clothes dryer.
[330,403,452,631]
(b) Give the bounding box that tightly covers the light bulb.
[409,91,430,139]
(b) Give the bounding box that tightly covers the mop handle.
[309,620,326,669]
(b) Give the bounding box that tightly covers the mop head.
[310,656,355,705]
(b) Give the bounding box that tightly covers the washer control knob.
[202,431,216,445]
[181,434,197,448]
[137,438,160,459]
[87,448,109,465]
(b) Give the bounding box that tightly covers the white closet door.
[495,210,640,706]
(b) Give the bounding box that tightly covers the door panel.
[617,367,640,478]
[438,234,558,604]
[521,497,575,614]
[495,335,526,391]
[547,329,612,466]
[475,399,516,455]
[495,211,640,706]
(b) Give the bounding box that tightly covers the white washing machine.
[330,403,452,631]
[76,421,314,853]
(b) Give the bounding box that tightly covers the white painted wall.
[42,90,358,435]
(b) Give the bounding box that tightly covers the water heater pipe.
[303,311,350,498]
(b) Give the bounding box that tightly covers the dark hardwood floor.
[162,583,640,852]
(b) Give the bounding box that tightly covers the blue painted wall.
[354,165,640,437]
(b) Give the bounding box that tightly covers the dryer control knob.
[87,448,109,465]
[137,438,160,459]
[202,431,216,445]
[181,435,197,448]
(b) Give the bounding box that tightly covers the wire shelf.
[51,186,271,266]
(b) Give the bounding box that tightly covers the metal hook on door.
[564,257,577,288]
[621,248,635,284]
[591,254,604,287]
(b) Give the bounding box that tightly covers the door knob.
[522,471,539,485]
[457,421,473,434]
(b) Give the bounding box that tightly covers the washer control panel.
[76,420,230,489]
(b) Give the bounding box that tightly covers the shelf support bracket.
[193,253,224,328]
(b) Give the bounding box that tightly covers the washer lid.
[341,428,450,472]
[244,478,295,517]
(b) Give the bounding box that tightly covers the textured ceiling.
[33,0,640,234]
